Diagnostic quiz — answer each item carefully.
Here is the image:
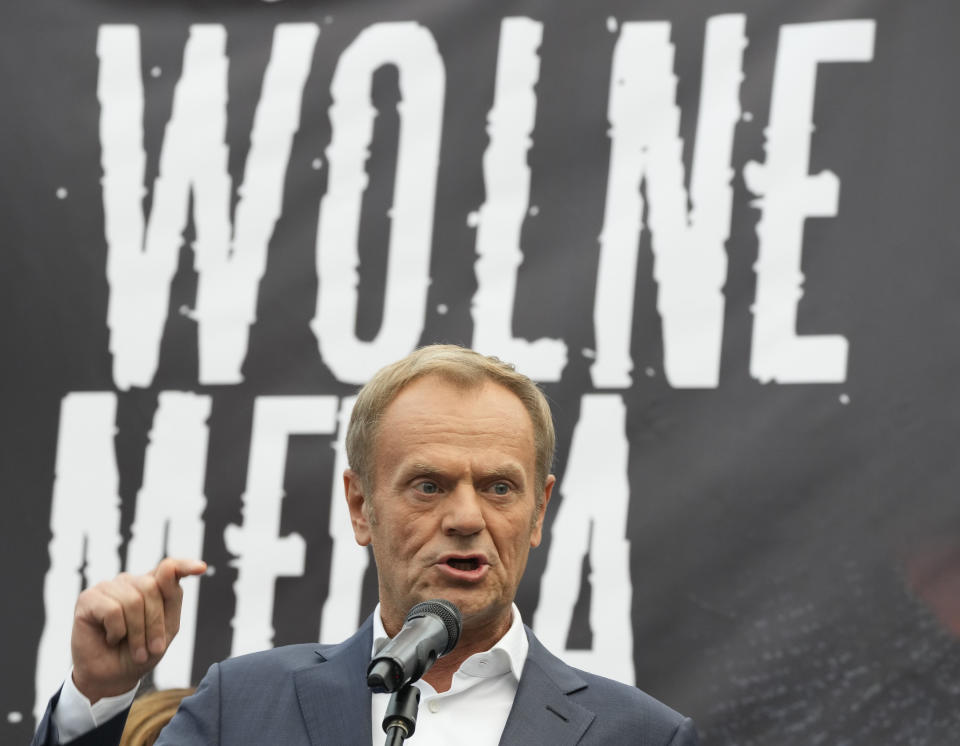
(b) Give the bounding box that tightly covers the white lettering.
[312,23,444,383]
[318,396,370,643]
[196,24,320,383]
[35,394,122,722]
[225,396,338,656]
[99,24,317,389]
[471,17,567,382]
[126,392,210,688]
[745,21,874,383]
[533,394,635,684]
[99,25,228,389]
[592,16,745,389]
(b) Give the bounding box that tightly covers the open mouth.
[446,557,480,571]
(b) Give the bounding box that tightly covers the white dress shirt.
[51,604,527,745]
[51,671,138,743]
[370,603,527,746]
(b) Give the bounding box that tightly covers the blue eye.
[418,481,439,494]
[492,482,510,496]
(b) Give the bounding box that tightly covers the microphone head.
[405,599,462,655]
[366,598,464,692]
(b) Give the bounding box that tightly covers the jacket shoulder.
[572,665,687,724]
[217,642,325,677]
[522,627,697,744]
[216,617,373,679]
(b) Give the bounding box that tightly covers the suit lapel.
[289,619,597,745]
[293,616,374,746]
[499,629,596,746]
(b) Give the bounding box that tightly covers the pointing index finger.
[154,558,207,597]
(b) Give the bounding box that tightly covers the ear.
[529,474,556,548]
[344,469,372,546]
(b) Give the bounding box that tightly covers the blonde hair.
[119,687,195,746]
[346,345,555,499]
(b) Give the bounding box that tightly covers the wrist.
[71,668,140,705]
[54,670,139,742]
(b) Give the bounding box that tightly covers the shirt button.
[428,701,440,713]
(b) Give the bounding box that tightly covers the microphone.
[367,599,462,693]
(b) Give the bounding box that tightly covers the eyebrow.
[406,463,446,479]
[403,462,526,486]
[478,466,525,485]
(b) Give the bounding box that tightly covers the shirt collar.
[371,602,528,682]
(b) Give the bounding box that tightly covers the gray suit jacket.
[34,616,698,745]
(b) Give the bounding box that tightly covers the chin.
[451,597,507,623]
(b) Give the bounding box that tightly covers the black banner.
[4,1,960,742]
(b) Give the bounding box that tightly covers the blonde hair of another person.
[118,687,195,746]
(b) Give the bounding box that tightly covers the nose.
[441,485,486,536]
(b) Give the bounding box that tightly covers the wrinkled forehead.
[375,376,535,453]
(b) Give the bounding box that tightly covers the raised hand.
[70,558,207,703]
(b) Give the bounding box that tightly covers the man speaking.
[34,345,698,745]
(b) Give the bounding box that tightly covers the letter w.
[98,24,318,389]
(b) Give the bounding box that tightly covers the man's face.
[345,376,554,638]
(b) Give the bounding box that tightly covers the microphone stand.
[382,684,421,745]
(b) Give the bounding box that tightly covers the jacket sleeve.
[30,687,129,746]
